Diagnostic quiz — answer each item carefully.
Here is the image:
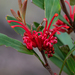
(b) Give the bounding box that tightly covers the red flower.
[8,13,68,58]
[54,0,75,34]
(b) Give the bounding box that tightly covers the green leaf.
[44,0,61,25]
[59,15,71,27]
[59,46,75,75]
[6,15,36,36]
[55,32,74,49]
[70,0,75,6]
[0,33,34,55]
[32,0,44,9]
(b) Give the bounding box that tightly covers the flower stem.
[60,0,73,25]
[41,50,54,75]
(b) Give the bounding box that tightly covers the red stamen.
[49,26,69,38]
[11,25,26,29]
[48,13,58,30]
[8,20,32,36]
[65,0,72,15]
[8,20,25,27]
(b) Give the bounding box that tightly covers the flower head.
[8,13,68,58]
[54,0,75,34]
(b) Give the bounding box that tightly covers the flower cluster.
[54,0,75,34]
[8,13,68,58]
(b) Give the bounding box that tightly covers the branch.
[41,50,54,75]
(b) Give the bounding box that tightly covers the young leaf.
[70,0,75,6]
[44,0,61,25]
[0,33,34,55]
[32,0,44,9]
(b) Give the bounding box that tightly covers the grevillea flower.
[54,0,75,34]
[8,13,68,58]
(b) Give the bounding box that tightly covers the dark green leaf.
[0,33,34,55]
[44,0,61,25]
[70,0,75,6]
[32,0,44,9]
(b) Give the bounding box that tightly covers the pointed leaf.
[0,33,34,55]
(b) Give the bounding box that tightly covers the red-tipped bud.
[7,20,11,23]
[11,26,15,28]
[52,51,55,54]
[45,51,47,54]
[54,73,57,75]
[57,31,61,35]
[48,54,50,58]
[54,13,58,17]
[66,26,69,29]
[49,51,52,53]
[43,18,47,21]
[50,54,53,57]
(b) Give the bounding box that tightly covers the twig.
[41,50,54,75]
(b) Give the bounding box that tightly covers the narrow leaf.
[0,33,33,55]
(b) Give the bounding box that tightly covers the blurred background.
[0,0,74,75]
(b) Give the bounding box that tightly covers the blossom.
[8,13,68,58]
[54,0,75,34]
